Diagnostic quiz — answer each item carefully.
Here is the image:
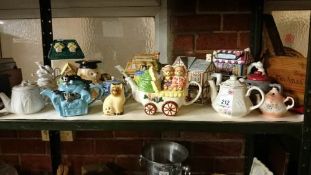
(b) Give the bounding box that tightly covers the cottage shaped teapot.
[0,81,45,114]
[208,75,265,117]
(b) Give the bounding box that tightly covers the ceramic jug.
[208,75,265,117]
[259,87,295,117]
[0,81,45,114]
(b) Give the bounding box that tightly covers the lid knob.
[230,75,237,81]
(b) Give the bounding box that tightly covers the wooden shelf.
[0,101,303,136]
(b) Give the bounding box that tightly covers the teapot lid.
[221,75,244,87]
[13,81,38,91]
[247,71,269,81]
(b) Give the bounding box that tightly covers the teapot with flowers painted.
[259,87,295,118]
[208,75,265,117]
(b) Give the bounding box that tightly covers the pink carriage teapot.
[259,87,295,118]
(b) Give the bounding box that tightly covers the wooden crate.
[265,54,306,106]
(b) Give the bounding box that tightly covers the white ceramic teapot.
[0,81,45,114]
[208,75,265,117]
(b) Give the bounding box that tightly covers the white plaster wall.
[272,11,310,57]
[0,17,155,80]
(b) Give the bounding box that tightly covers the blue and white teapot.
[41,75,101,117]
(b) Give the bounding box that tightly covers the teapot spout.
[0,92,12,112]
[40,89,54,100]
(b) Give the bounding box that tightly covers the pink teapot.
[259,87,295,118]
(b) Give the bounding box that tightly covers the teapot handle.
[246,86,265,111]
[284,96,295,110]
[183,81,202,106]
[89,86,102,104]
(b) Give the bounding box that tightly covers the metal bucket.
[139,141,190,175]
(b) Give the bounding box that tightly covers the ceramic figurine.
[103,83,126,115]
[67,42,77,52]
[0,81,45,114]
[124,52,160,78]
[115,65,202,116]
[208,75,265,117]
[76,60,102,84]
[161,65,174,90]
[213,48,252,77]
[171,66,187,91]
[172,55,216,104]
[245,61,281,93]
[259,87,295,118]
[41,75,101,117]
[54,42,65,53]
[35,62,59,90]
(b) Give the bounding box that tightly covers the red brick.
[20,155,51,171]
[61,140,94,155]
[0,131,17,138]
[96,140,142,155]
[180,132,245,140]
[62,155,114,175]
[115,156,141,171]
[196,33,238,50]
[213,157,244,173]
[191,141,244,157]
[18,131,41,138]
[114,131,161,138]
[75,131,113,139]
[0,155,19,167]
[188,157,214,172]
[238,32,250,49]
[0,139,47,154]
[188,157,244,173]
[198,0,239,12]
[172,15,221,32]
[173,34,194,52]
[223,14,251,31]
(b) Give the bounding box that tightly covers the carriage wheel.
[162,101,178,116]
[144,103,157,115]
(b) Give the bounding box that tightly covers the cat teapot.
[208,75,265,117]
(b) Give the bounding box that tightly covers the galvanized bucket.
[139,141,190,175]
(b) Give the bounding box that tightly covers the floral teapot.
[259,87,295,118]
[208,75,265,117]
[0,81,45,114]
[41,75,101,117]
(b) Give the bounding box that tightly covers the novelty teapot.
[0,81,45,114]
[41,75,101,117]
[259,87,295,117]
[208,75,265,117]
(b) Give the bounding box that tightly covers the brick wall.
[171,0,251,58]
[0,131,245,175]
[0,0,251,174]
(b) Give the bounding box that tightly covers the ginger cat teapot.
[208,75,265,117]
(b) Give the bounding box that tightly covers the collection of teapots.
[0,58,296,118]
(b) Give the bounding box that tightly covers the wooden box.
[265,54,306,106]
